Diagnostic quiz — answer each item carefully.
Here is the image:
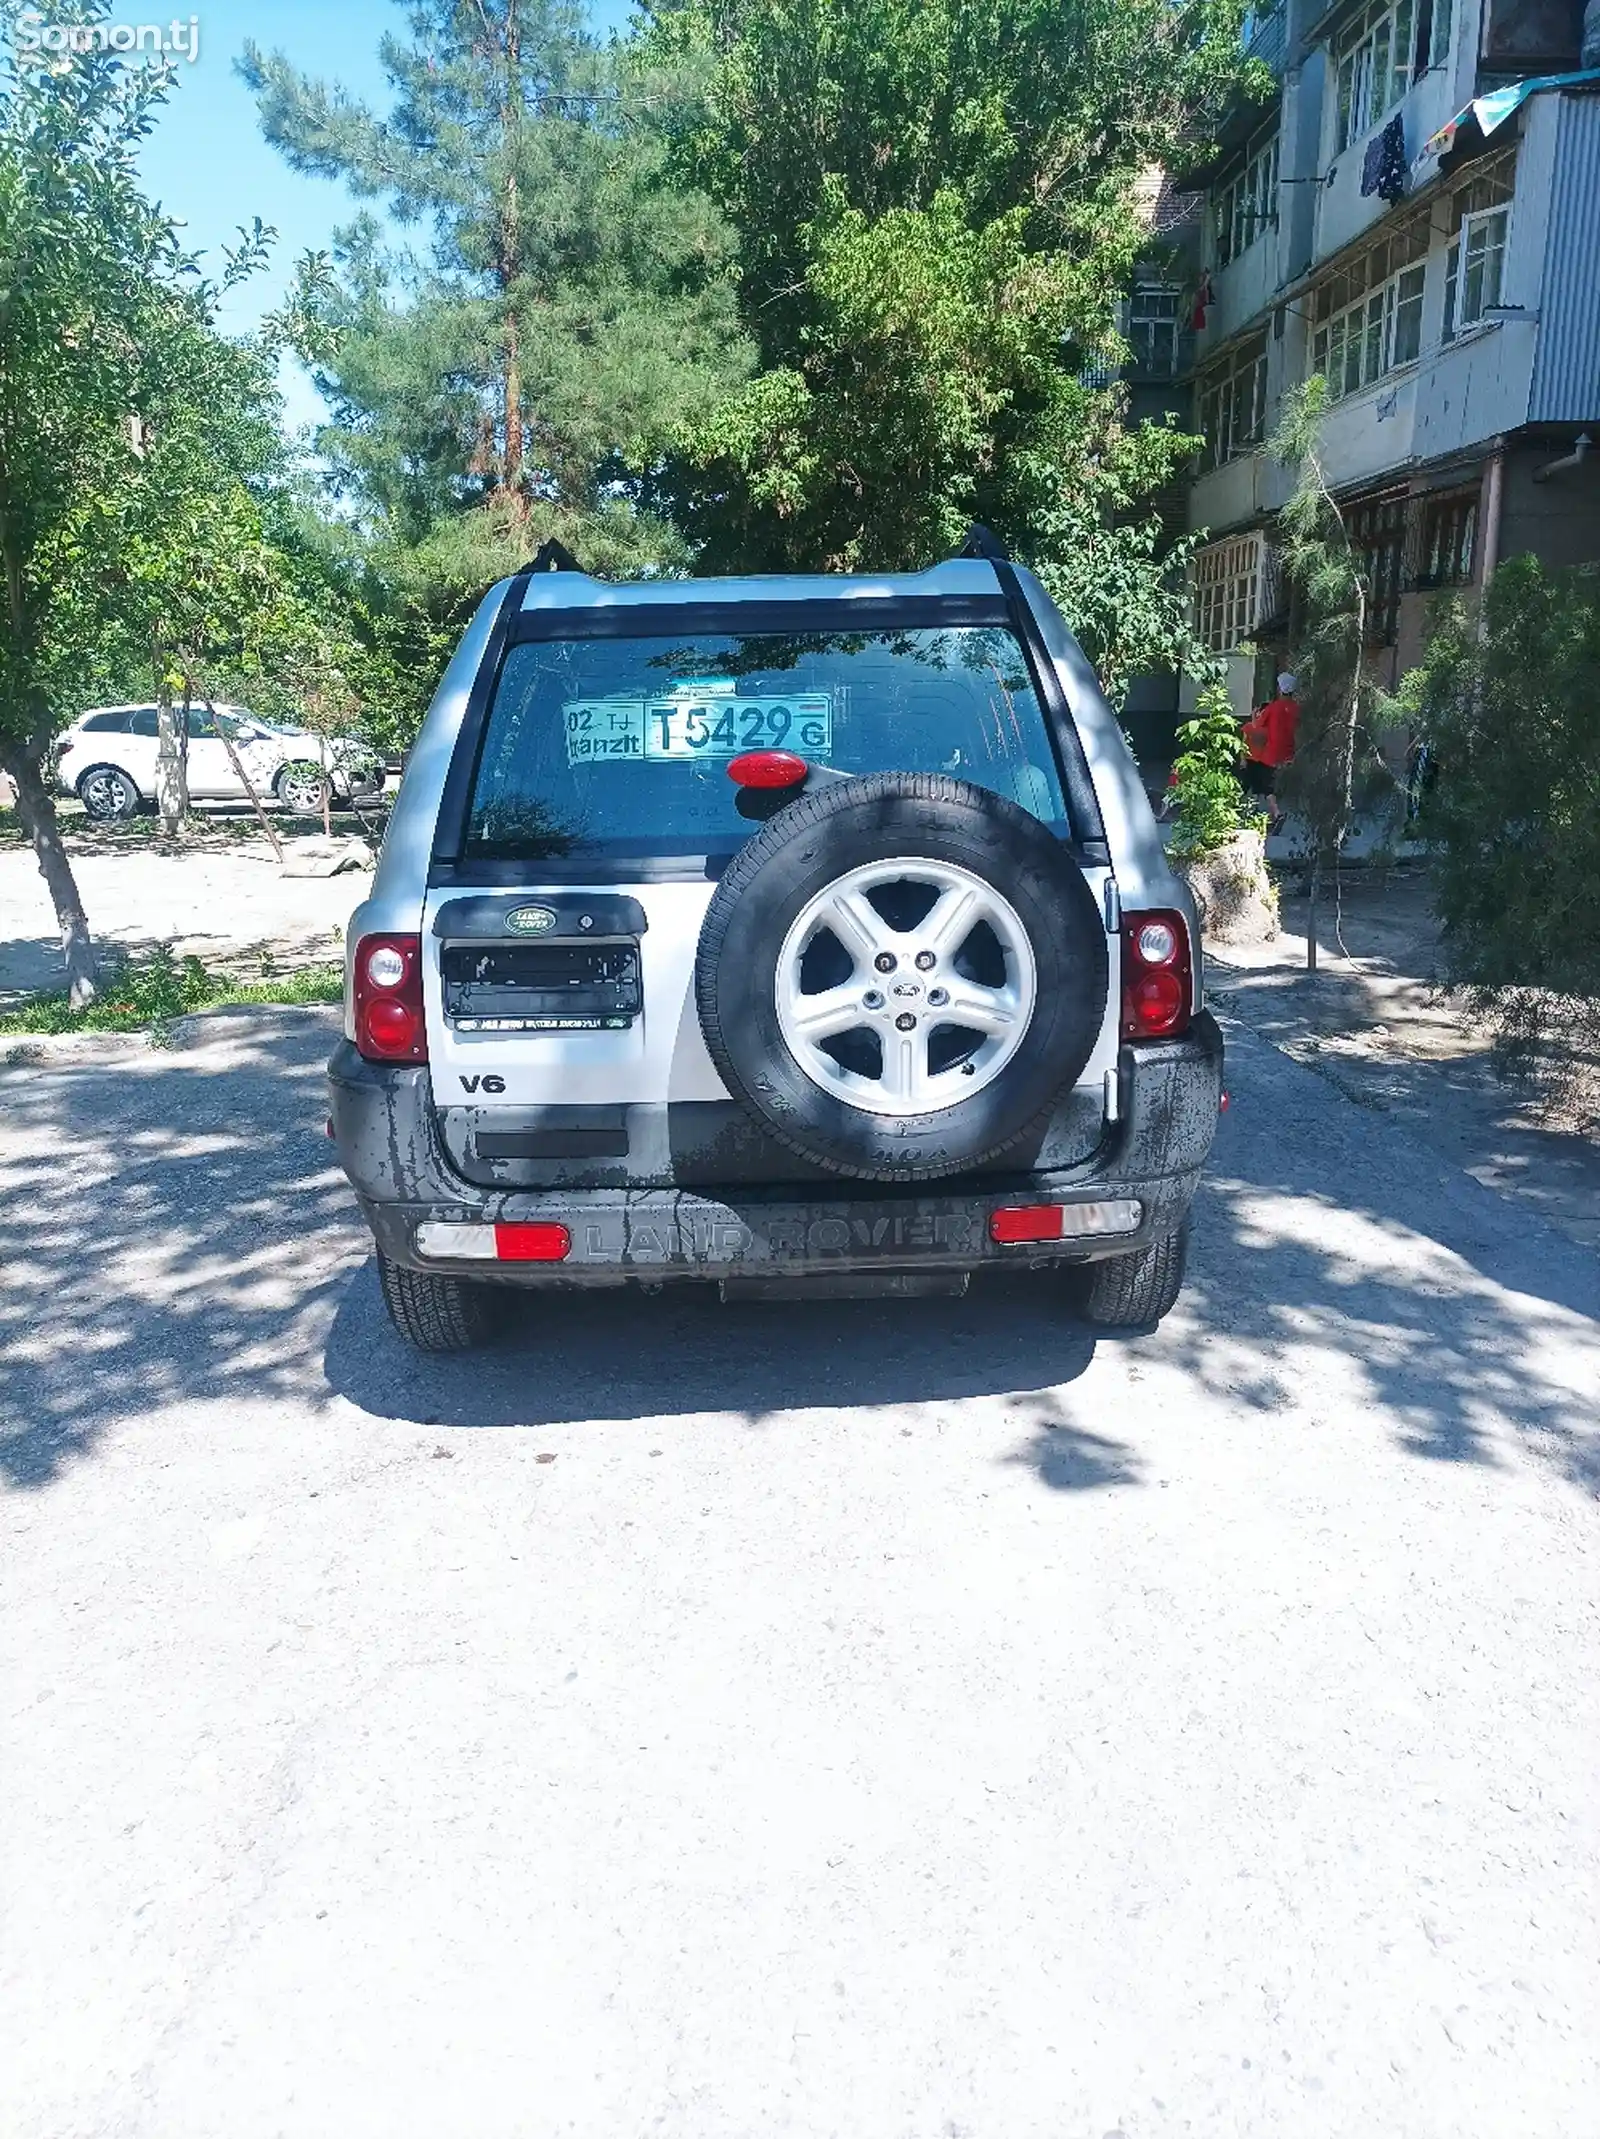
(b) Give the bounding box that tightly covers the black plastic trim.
[429,851,735,888]
[502,595,1011,643]
[431,892,648,940]
[328,1016,1222,1214]
[477,1127,631,1160]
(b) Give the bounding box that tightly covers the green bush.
[1167,682,1250,860]
[1399,556,1600,1095]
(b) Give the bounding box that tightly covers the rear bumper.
[328,1013,1223,1286]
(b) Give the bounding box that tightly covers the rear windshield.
[462,627,1068,864]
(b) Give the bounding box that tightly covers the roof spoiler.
[521,537,585,574]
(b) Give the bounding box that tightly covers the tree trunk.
[1305,854,1320,974]
[2,739,98,1005]
[504,308,524,499]
[499,10,525,507]
[204,695,283,862]
[155,681,189,837]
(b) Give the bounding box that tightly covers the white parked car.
[55,703,383,822]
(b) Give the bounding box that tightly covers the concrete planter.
[1173,825,1279,948]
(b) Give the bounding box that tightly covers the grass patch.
[0,945,343,1037]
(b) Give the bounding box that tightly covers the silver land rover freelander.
[328,532,1223,1351]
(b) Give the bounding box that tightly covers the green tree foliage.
[0,6,167,998]
[0,7,280,996]
[243,0,750,556]
[652,0,1252,621]
[1167,679,1247,860]
[1033,512,1212,717]
[1397,557,1600,1102]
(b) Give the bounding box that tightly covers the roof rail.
[957,524,1009,561]
[522,537,584,573]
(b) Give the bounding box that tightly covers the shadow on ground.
[0,1011,354,1488]
[1,1007,1596,1496]
[323,1254,1102,1437]
[1175,1019,1600,1489]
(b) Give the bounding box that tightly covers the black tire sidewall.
[697,775,1108,1181]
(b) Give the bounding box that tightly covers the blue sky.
[128,0,638,433]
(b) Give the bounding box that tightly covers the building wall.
[1188,0,1599,563]
[1529,92,1600,421]
[1499,442,1600,563]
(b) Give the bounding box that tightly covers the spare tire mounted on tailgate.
[696,772,1108,1182]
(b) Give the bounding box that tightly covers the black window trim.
[429,577,1108,881]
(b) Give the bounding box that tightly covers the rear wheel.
[1072,1219,1189,1331]
[78,766,140,822]
[377,1249,505,1352]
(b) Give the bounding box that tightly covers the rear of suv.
[329,536,1222,1351]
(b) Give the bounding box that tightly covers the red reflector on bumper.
[989,1199,1145,1245]
[989,1205,1064,1244]
[493,1222,571,1262]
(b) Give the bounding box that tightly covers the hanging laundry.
[1360,114,1408,201]
[1414,66,1600,175]
[1191,269,1214,331]
[1376,115,1409,200]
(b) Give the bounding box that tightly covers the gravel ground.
[1,1008,1597,2139]
[0,843,372,1002]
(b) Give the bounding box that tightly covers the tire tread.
[1077,1220,1189,1330]
[378,1249,503,1352]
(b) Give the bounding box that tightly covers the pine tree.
[243,1,749,555]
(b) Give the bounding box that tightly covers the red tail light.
[353,932,427,1064]
[1120,908,1192,1041]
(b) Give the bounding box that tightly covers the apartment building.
[1185,0,1600,702]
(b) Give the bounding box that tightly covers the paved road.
[3,1009,1597,2139]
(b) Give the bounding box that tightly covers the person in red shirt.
[1242,671,1298,832]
